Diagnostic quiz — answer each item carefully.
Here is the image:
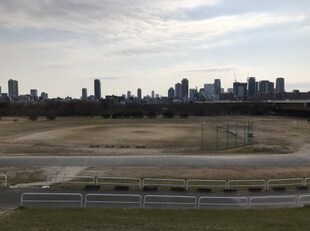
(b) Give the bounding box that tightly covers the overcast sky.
[0,0,309,98]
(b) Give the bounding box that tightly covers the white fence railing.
[186,180,227,190]
[21,193,83,208]
[143,195,196,209]
[198,196,248,209]
[228,180,267,189]
[142,178,186,189]
[20,193,310,209]
[85,194,142,208]
[96,177,142,189]
[47,175,96,185]
[0,174,8,187]
[267,178,304,190]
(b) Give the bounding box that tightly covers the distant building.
[0,86,1,94]
[81,88,87,100]
[137,88,142,99]
[30,89,38,101]
[127,91,131,99]
[214,79,221,95]
[8,79,19,98]
[227,88,234,93]
[259,80,274,93]
[189,88,198,100]
[94,79,101,100]
[175,83,182,98]
[276,77,285,93]
[233,82,247,101]
[204,84,214,98]
[151,90,155,99]
[40,92,48,100]
[181,78,189,99]
[247,77,256,100]
[168,87,175,99]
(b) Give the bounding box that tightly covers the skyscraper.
[175,83,182,98]
[276,77,285,93]
[151,90,155,99]
[233,82,247,101]
[8,79,19,98]
[81,88,87,100]
[214,79,221,95]
[94,79,101,100]
[137,88,142,99]
[247,77,256,99]
[181,78,189,98]
[168,87,175,99]
[127,91,131,99]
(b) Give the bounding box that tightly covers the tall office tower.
[8,79,19,98]
[137,88,142,99]
[94,79,101,100]
[181,78,189,98]
[30,89,38,98]
[0,86,2,94]
[81,88,87,100]
[276,77,285,93]
[247,77,256,99]
[40,92,48,100]
[189,88,198,100]
[214,79,221,95]
[168,87,175,99]
[175,83,182,98]
[233,82,247,101]
[259,80,274,93]
[204,84,214,97]
[127,91,131,99]
[151,90,155,99]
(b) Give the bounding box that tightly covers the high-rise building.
[189,88,198,100]
[40,92,48,100]
[214,79,221,95]
[204,84,214,97]
[233,82,247,100]
[151,90,155,99]
[259,80,274,93]
[81,88,87,100]
[247,77,256,99]
[8,79,19,98]
[276,77,285,93]
[168,87,175,99]
[127,91,131,99]
[175,83,182,98]
[0,86,2,94]
[137,88,142,99]
[181,78,189,98]
[30,89,38,98]
[94,79,101,100]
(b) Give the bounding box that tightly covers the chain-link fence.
[201,121,253,150]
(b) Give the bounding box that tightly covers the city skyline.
[0,1,310,98]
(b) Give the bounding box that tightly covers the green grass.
[1,208,310,231]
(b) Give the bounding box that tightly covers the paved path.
[0,152,310,168]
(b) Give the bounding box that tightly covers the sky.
[0,0,309,98]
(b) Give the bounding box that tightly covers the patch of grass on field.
[1,208,310,231]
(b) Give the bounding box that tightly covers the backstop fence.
[201,121,253,150]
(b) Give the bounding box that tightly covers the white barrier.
[96,177,142,189]
[298,195,310,207]
[47,175,96,185]
[142,178,186,188]
[228,180,266,190]
[303,178,310,186]
[267,178,303,189]
[249,196,298,209]
[186,180,227,190]
[85,194,142,208]
[21,193,83,208]
[0,174,8,187]
[143,195,196,209]
[198,196,248,209]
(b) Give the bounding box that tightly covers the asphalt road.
[0,152,310,168]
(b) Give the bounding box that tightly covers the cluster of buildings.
[0,79,48,102]
[1,76,309,104]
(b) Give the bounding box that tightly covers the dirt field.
[0,116,309,156]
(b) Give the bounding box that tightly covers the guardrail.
[96,177,142,189]
[21,193,83,208]
[85,194,142,208]
[198,196,248,209]
[20,193,310,209]
[228,179,267,190]
[142,178,186,189]
[143,195,196,209]
[186,180,227,190]
[0,174,8,187]
[249,196,298,209]
[47,175,96,185]
[267,178,304,190]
